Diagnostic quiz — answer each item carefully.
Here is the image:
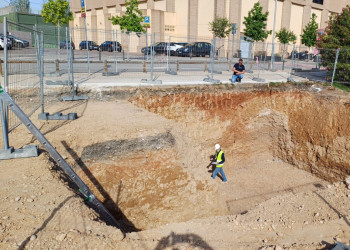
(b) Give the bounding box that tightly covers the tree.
[209,17,232,38]
[10,0,31,14]
[243,2,271,42]
[41,0,73,49]
[301,13,318,48]
[41,0,73,27]
[317,5,350,83]
[276,28,296,69]
[109,0,146,33]
[276,28,296,45]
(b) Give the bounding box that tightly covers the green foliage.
[301,13,318,48]
[276,28,296,44]
[317,5,350,83]
[334,83,350,92]
[41,0,73,26]
[209,17,232,38]
[109,0,146,33]
[276,28,296,60]
[243,2,271,42]
[10,0,31,14]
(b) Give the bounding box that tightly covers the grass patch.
[334,83,350,92]
[268,82,283,87]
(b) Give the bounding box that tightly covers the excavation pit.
[72,86,350,232]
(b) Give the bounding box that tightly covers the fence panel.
[333,48,350,86]
[5,21,42,132]
[20,24,350,85]
[0,20,43,151]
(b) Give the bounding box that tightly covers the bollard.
[122,49,125,60]
[99,47,102,61]
[104,60,108,74]
[177,61,179,72]
[204,61,207,72]
[72,48,75,60]
[268,62,271,71]
[229,61,232,72]
[0,59,3,76]
[143,61,146,73]
[55,59,59,75]
[250,61,253,71]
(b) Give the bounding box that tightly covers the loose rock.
[56,233,67,242]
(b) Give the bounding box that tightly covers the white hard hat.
[215,144,221,150]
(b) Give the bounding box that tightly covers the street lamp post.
[271,0,277,71]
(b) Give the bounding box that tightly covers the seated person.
[231,58,245,82]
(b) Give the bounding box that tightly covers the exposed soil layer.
[130,88,350,183]
[1,84,350,249]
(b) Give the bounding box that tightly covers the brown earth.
[0,83,350,249]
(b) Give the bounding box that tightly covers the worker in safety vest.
[212,144,227,182]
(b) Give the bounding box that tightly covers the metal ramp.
[333,242,350,250]
[0,90,126,235]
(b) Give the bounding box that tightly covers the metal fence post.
[114,29,118,74]
[57,22,60,55]
[128,32,131,60]
[2,17,9,150]
[232,37,235,61]
[84,18,90,74]
[66,27,71,86]
[245,41,253,73]
[203,38,219,83]
[150,32,154,81]
[4,17,8,92]
[287,43,295,82]
[40,31,44,114]
[331,48,340,87]
[211,38,215,80]
[69,28,75,97]
[146,28,149,61]
[166,35,170,72]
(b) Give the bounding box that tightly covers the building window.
[313,0,323,4]
[165,25,175,32]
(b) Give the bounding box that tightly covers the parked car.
[166,42,187,56]
[79,41,99,50]
[176,42,211,57]
[99,41,122,52]
[60,41,75,50]
[0,35,13,50]
[7,35,29,48]
[141,42,167,55]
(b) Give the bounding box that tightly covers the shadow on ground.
[154,232,214,250]
[61,140,140,233]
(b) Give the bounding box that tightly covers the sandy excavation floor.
[0,84,350,249]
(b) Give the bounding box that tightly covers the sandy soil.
[0,84,350,249]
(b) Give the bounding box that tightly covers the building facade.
[70,0,350,42]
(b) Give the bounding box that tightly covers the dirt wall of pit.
[126,86,350,183]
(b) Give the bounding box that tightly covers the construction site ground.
[1,83,350,250]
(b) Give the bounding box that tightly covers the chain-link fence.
[323,48,350,86]
[0,18,43,153]
[9,24,348,87]
[3,21,43,132]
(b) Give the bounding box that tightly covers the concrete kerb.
[42,70,309,89]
